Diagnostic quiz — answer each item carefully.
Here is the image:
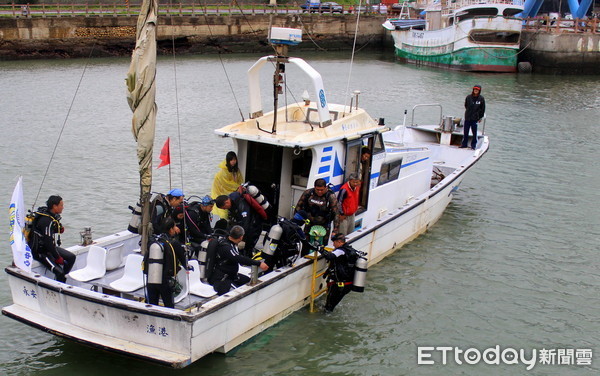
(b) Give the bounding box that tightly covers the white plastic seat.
[173,268,190,304]
[109,254,145,293]
[187,260,216,298]
[68,245,107,282]
[238,265,252,277]
[105,243,125,271]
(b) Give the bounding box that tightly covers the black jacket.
[227,192,263,235]
[214,238,261,279]
[464,94,486,122]
[159,236,188,282]
[321,244,358,282]
[30,207,62,260]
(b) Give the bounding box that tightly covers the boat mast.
[125,0,158,254]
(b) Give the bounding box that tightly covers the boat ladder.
[306,249,329,313]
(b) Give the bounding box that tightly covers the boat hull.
[389,15,522,72]
[2,137,486,367]
[395,46,518,72]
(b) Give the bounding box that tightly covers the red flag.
[157,137,170,169]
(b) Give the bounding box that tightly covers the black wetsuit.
[321,244,358,312]
[30,207,76,283]
[208,237,262,295]
[146,235,188,308]
[226,191,263,256]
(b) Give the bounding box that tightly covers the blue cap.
[167,188,184,197]
[200,195,215,206]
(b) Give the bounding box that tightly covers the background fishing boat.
[383,0,524,72]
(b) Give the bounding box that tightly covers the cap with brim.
[168,188,184,197]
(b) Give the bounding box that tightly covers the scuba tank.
[23,210,36,243]
[263,223,283,257]
[245,183,270,211]
[147,241,164,284]
[198,240,209,282]
[352,256,368,292]
[128,201,142,234]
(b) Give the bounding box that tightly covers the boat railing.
[522,16,600,34]
[0,2,334,18]
[447,0,524,10]
[410,103,442,126]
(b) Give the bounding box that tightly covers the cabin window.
[469,30,520,44]
[291,149,312,187]
[373,133,385,155]
[377,159,403,186]
[345,141,362,179]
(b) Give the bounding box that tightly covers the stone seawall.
[0,14,388,59]
[520,30,600,74]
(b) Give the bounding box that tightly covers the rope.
[343,0,363,112]
[32,41,98,211]
[168,1,191,309]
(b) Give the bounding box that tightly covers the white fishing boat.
[383,0,524,72]
[3,3,489,369]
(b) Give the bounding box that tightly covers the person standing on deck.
[461,85,485,149]
[295,178,339,244]
[211,151,244,220]
[145,217,189,309]
[337,173,361,236]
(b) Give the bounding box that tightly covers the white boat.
[2,6,489,369]
[383,0,524,72]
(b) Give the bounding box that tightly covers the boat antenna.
[32,42,98,211]
[343,0,364,114]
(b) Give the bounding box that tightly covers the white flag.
[9,176,32,272]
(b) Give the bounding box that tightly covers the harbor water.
[0,52,599,375]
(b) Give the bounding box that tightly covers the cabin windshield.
[457,7,499,22]
[503,8,522,17]
[306,108,339,126]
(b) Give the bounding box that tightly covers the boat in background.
[2,15,489,368]
[383,0,524,72]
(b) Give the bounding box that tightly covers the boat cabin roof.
[215,102,385,148]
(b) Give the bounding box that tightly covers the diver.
[320,234,362,312]
[29,195,76,283]
[150,188,184,235]
[144,217,190,309]
[208,225,268,295]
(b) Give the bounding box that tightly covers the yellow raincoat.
[211,159,244,219]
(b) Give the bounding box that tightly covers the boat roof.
[214,102,386,148]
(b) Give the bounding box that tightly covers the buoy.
[518,62,532,73]
[352,257,368,292]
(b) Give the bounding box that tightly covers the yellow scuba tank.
[23,210,36,243]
